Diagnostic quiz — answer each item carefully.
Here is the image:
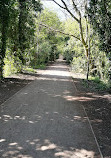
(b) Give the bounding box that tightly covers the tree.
[51,0,91,79]
[0,0,12,79]
[63,19,86,67]
[18,0,42,65]
[33,9,62,64]
[88,0,111,82]
[0,0,42,79]
[88,0,111,54]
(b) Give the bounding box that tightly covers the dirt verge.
[0,77,31,105]
[72,77,111,158]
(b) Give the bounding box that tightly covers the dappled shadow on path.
[0,108,100,158]
[0,60,103,158]
[72,78,111,157]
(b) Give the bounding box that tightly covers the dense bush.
[4,50,22,77]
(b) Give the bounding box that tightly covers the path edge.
[72,76,104,158]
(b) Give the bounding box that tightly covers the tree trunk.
[18,0,27,65]
[0,18,8,79]
[86,49,90,80]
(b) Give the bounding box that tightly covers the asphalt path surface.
[0,59,102,158]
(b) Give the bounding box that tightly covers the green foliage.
[63,18,111,84]
[62,19,86,65]
[30,9,63,66]
[64,19,80,39]
[83,76,109,92]
[0,0,42,79]
[1,6,64,78]
[71,56,86,73]
[90,76,101,83]
[18,0,42,64]
[0,0,111,92]
[89,34,110,81]
[39,9,62,29]
[63,49,74,63]
[33,64,46,70]
[37,41,51,64]
[4,50,22,77]
[22,67,37,73]
[0,0,12,78]
[88,0,111,53]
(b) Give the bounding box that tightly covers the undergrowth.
[32,64,46,70]
[82,76,110,92]
[22,67,37,73]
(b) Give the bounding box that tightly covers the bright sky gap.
[41,0,69,20]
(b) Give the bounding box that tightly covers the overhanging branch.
[39,23,81,41]
[52,0,80,23]
[72,0,81,17]
[52,0,65,9]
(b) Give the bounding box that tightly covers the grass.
[82,76,109,92]
[4,63,47,78]
[32,64,46,70]
[22,67,37,73]
[23,63,46,73]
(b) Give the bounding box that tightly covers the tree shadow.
[0,60,108,157]
[72,77,111,157]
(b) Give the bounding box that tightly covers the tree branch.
[39,23,81,41]
[52,0,88,57]
[52,0,65,9]
[52,0,80,23]
[71,0,81,17]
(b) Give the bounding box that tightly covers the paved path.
[0,59,102,158]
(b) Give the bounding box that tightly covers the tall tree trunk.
[85,0,90,80]
[86,39,90,80]
[0,15,8,79]
[0,24,6,79]
[18,0,27,65]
